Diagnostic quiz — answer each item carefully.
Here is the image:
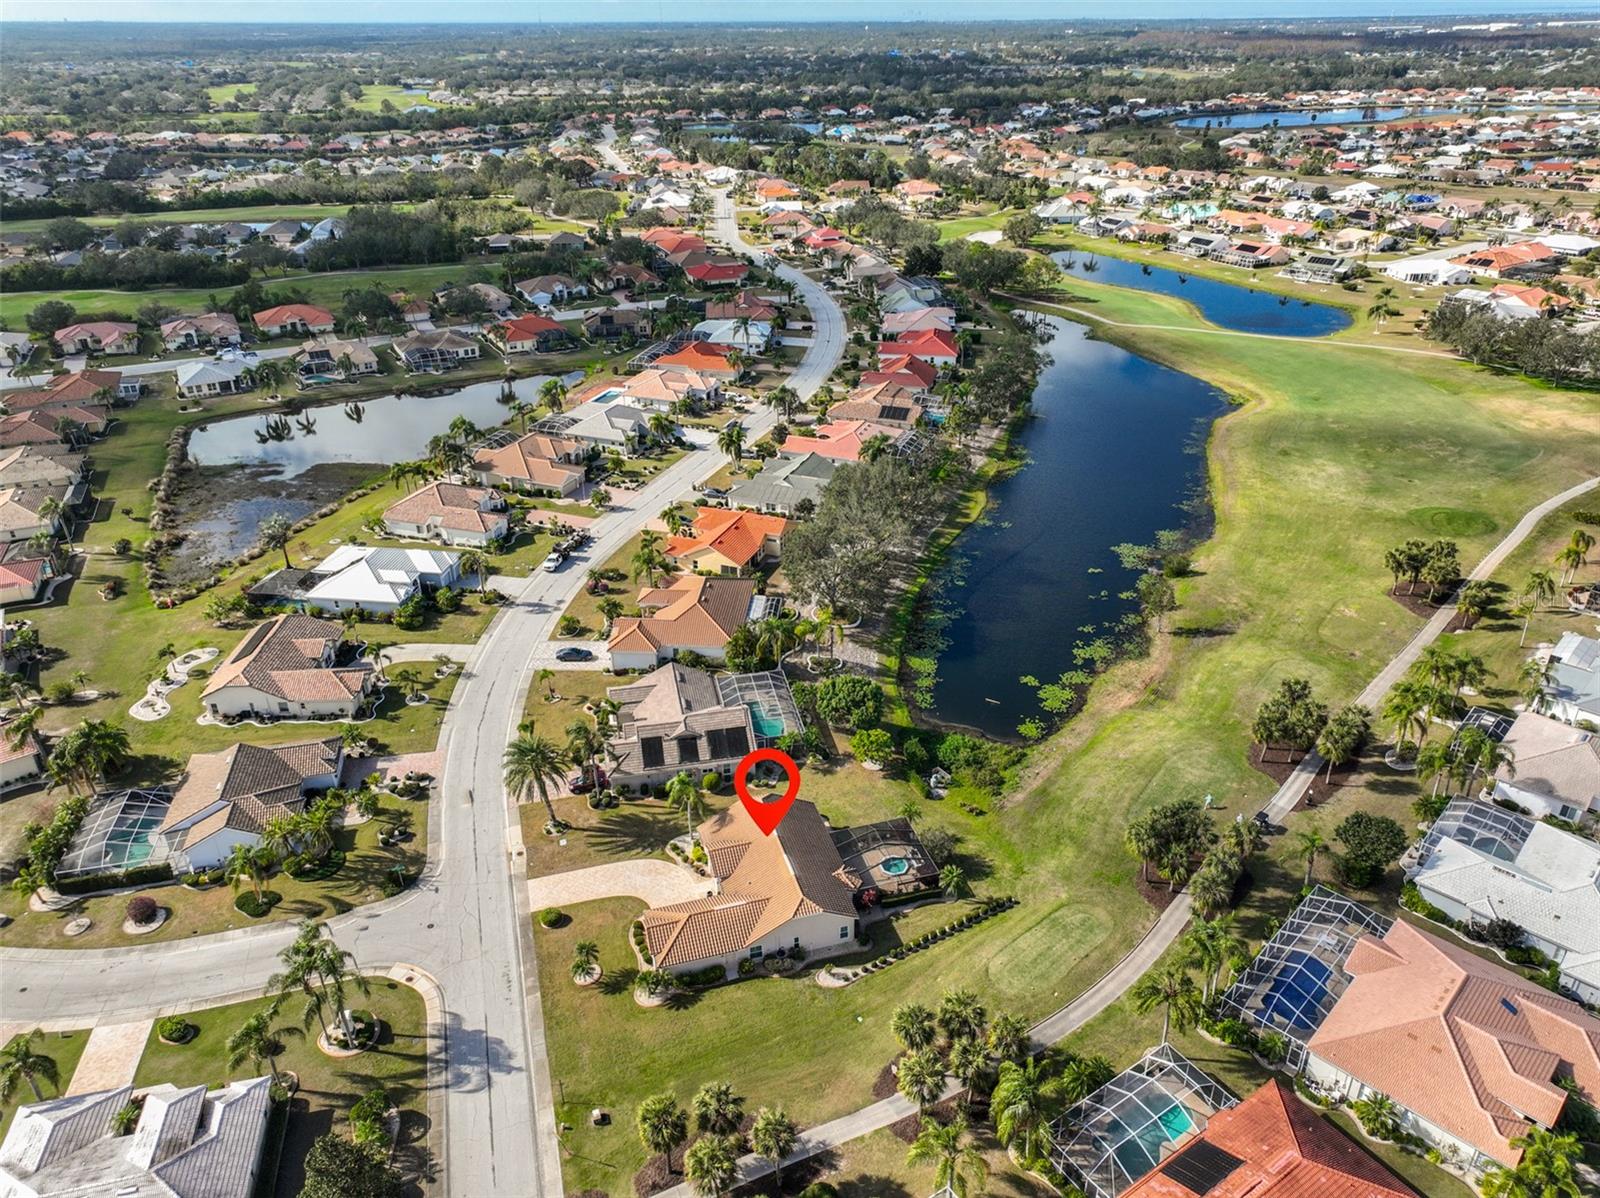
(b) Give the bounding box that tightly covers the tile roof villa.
[640,796,859,973]
[606,574,769,670]
[200,613,373,720]
[383,479,510,546]
[664,506,789,575]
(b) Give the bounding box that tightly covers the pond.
[1051,251,1351,337]
[1171,106,1458,129]
[925,315,1230,740]
[169,372,576,581]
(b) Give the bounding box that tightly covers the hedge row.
[857,896,1017,974]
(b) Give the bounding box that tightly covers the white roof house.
[1383,256,1472,286]
[1546,632,1600,727]
[693,319,772,353]
[250,545,461,615]
[1494,711,1600,822]
[1410,799,1600,1004]
[174,357,252,398]
[558,401,654,455]
[0,1076,272,1198]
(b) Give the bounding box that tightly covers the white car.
[541,552,566,573]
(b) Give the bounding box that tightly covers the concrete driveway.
[529,859,712,910]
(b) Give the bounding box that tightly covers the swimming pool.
[747,705,788,739]
[1259,950,1334,1030]
[1109,1102,1194,1180]
[881,856,911,877]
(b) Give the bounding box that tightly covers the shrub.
[1400,881,1450,924]
[800,1185,840,1198]
[392,592,428,630]
[432,587,461,613]
[125,896,159,926]
[156,1016,194,1044]
[349,1086,392,1147]
[557,614,582,636]
[1256,1031,1288,1064]
[738,958,757,977]
[1333,811,1408,888]
[112,1100,142,1136]
[849,727,894,765]
[814,674,884,730]
[701,771,721,794]
[234,890,281,918]
[538,907,564,928]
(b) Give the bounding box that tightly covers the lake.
[1051,251,1352,337]
[926,315,1230,740]
[1172,107,1458,129]
[170,372,575,580]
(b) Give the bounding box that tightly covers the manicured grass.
[0,1030,89,1139]
[132,976,430,1196]
[204,81,259,103]
[935,208,1024,242]
[556,532,645,638]
[524,791,722,878]
[0,789,427,947]
[1,203,396,235]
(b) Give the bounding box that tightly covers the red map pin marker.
[734,747,800,837]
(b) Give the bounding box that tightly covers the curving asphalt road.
[0,162,847,1198]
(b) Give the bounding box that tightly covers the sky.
[6,0,1600,22]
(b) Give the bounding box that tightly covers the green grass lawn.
[1,203,401,236]
[0,788,427,948]
[556,532,645,637]
[204,81,259,104]
[132,976,430,1197]
[0,1030,89,1139]
[935,208,1024,242]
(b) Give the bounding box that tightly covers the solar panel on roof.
[1159,1139,1243,1194]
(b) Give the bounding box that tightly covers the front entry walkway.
[66,1018,153,1095]
[528,859,711,910]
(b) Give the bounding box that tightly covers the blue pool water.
[1051,251,1352,337]
[1109,1102,1195,1180]
[881,857,911,877]
[1260,950,1334,1030]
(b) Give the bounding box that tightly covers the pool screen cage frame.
[1045,1043,1238,1198]
[1411,797,1533,871]
[714,670,802,747]
[55,786,176,881]
[1215,885,1392,1072]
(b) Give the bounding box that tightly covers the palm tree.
[896,1047,947,1113]
[1461,729,1514,797]
[1523,568,1558,613]
[539,377,568,413]
[684,1132,738,1197]
[991,1057,1058,1162]
[1059,1054,1115,1103]
[1555,544,1585,586]
[225,1010,303,1085]
[1183,916,1244,1002]
[937,989,988,1044]
[1290,830,1329,887]
[948,1036,988,1102]
[567,718,606,793]
[38,497,68,554]
[503,733,571,828]
[648,411,676,444]
[0,1030,60,1102]
[1381,678,1432,754]
[906,1114,987,1198]
[4,706,41,750]
[598,596,624,633]
[986,1012,1030,1064]
[631,530,670,586]
[938,862,967,898]
[303,930,369,1047]
[1130,964,1202,1045]
[750,1107,797,1189]
[570,940,600,983]
[636,1093,689,1173]
[224,842,273,902]
[665,770,706,840]
[1188,867,1234,920]
[892,1002,937,1051]
[1366,286,1399,328]
[260,814,300,863]
[692,1080,744,1135]
[1480,1127,1585,1198]
[457,549,490,594]
[717,421,746,464]
[297,794,341,862]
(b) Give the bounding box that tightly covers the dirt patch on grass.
[633,1147,687,1197]
[1135,871,1183,913]
[872,1055,903,1101]
[888,1095,963,1143]
[1247,747,1365,811]
[1387,588,1465,630]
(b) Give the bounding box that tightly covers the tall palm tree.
[503,732,570,827]
[567,718,606,793]
[1290,830,1329,886]
[896,1047,947,1113]
[906,1114,987,1198]
[457,549,490,595]
[260,814,300,863]
[306,929,370,1047]
[937,989,987,1044]
[692,1080,744,1135]
[1554,544,1584,586]
[684,1132,738,1198]
[539,377,568,413]
[750,1107,797,1189]
[631,530,670,586]
[1381,678,1432,754]
[991,1057,1058,1162]
[636,1093,689,1174]
[1523,568,1558,612]
[665,770,706,840]
[986,1012,1030,1064]
[4,706,41,750]
[224,842,273,902]
[0,1030,60,1102]
[1183,916,1244,1002]
[1130,964,1202,1045]
[892,1002,937,1051]
[1059,1054,1115,1103]
[225,1010,303,1085]
[716,420,746,463]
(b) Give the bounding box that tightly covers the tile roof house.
[726,451,840,516]
[490,313,573,355]
[605,663,760,788]
[640,796,859,975]
[1303,918,1600,1170]
[653,341,741,378]
[251,303,335,337]
[607,574,761,670]
[665,506,789,576]
[829,382,924,429]
[780,418,907,463]
[159,312,241,350]
[394,329,481,372]
[0,1076,273,1198]
[1492,711,1600,822]
[1449,242,1559,280]
[383,480,510,546]
[201,613,374,721]
[52,321,138,356]
[470,431,588,496]
[1120,1078,1418,1198]
[614,367,723,411]
[246,545,461,616]
[158,738,342,871]
[0,723,45,791]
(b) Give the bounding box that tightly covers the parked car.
[555,647,594,662]
[568,770,609,794]
[541,551,567,572]
[702,486,728,500]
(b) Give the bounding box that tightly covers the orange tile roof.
[607,573,754,655]
[654,342,739,375]
[641,799,855,967]
[665,506,789,570]
[779,419,901,463]
[1123,1079,1418,1198]
[1307,920,1600,1167]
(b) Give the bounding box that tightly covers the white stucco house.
[247,545,462,615]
